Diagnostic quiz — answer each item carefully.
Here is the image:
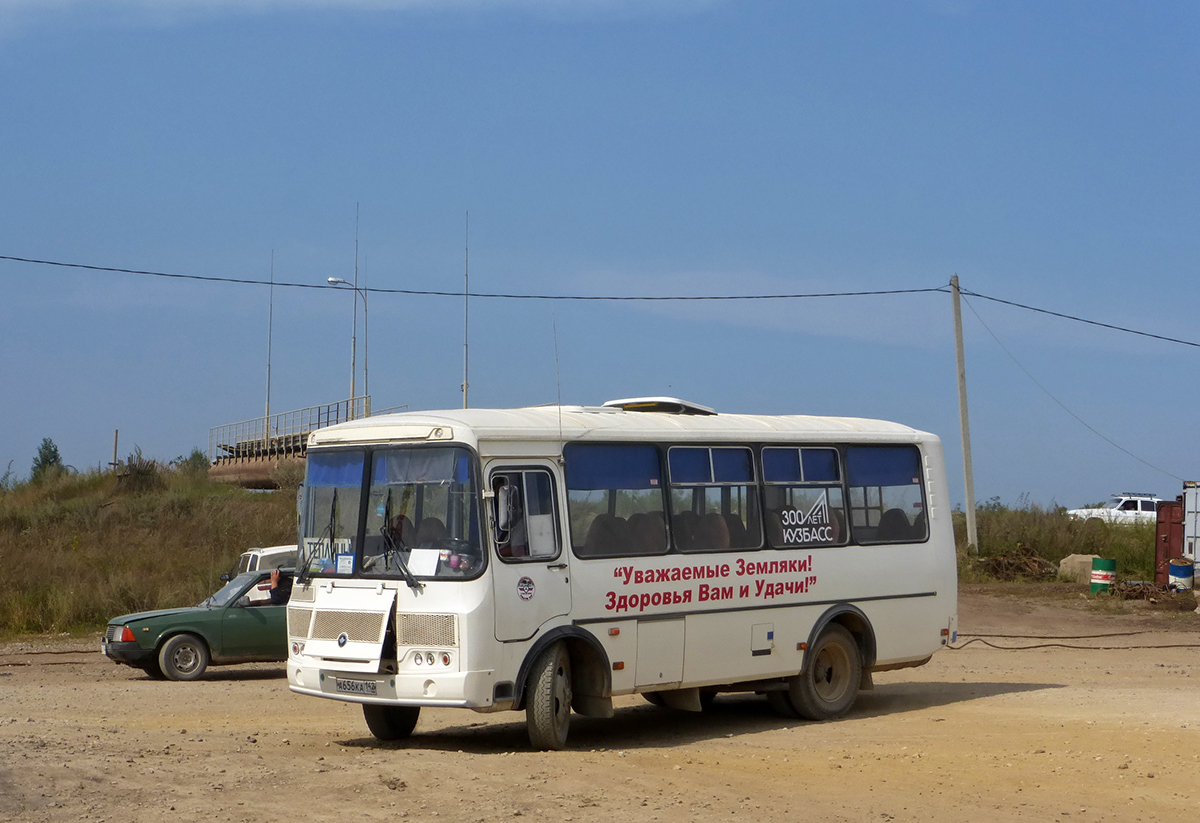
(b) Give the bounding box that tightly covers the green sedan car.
[101,569,292,680]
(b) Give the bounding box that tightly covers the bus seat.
[911,510,927,540]
[628,513,665,553]
[584,514,632,555]
[416,517,448,545]
[389,515,415,546]
[673,510,699,551]
[723,513,750,548]
[766,509,784,546]
[644,511,667,552]
[875,508,911,542]
[697,513,731,551]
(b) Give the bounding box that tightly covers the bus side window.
[845,445,926,544]
[761,447,845,549]
[667,446,760,553]
[493,470,560,561]
[564,443,668,558]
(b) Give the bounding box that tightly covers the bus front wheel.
[526,642,572,750]
[788,624,861,721]
[363,704,420,741]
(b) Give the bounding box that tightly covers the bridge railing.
[209,397,372,463]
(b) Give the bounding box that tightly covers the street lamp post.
[328,277,369,419]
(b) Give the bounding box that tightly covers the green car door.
[219,573,288,659]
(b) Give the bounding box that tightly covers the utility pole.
[951,275,979,555]
[463,212,469,409]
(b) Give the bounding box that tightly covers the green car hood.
[108,605,214,626]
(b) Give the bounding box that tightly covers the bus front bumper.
[287,661,496,709]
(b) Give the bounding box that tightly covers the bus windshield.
[299,446,483,581]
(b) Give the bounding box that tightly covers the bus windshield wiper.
[381,493,423,590]
[298,490,337,586]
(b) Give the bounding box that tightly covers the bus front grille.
[397,613,458,647]
[287,607,314,638]
[310,610,389,644]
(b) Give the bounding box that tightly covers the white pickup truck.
[1066,493,1161,525]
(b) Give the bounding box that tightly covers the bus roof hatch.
[602,397,717,416]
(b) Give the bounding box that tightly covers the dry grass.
[955,497,1156,583]
[0,466,294,635]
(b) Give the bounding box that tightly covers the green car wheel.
[159,634,210,681]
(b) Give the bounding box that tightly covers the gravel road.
[1,585,1197,823]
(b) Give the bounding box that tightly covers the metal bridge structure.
[207,397,384,488]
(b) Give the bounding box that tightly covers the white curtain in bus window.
[363,447,481,576]
[845,445,926,544]
[667,446,761,552]
[564,444,667,557]
[761,447,846,549]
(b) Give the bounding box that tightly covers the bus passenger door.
[489,465,572,642]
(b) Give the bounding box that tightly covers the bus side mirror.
[496,485,518,533]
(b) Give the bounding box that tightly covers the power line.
[0,254,943,301]
[6,250,1199,349]
[960,288,1200,349]
[962,295,1183,481]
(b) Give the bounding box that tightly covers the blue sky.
[2,0,1198,509]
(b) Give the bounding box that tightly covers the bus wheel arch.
[788,605,877,720]
[806,604,876,680]
[515,627,612,718]
[790,623,862,720]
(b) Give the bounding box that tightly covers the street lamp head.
[328,277,347,286]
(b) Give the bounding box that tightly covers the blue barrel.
[1168,557,1194,591]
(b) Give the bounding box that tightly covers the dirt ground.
[1,584,1198,823]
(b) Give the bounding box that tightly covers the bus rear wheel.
[526,642,572,750]
[789,624,861,721]
[363,704,420,741]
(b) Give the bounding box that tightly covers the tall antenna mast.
[350,203,360,416]
[553,315,562,446]
[265,249,274,438]
[462,211,469,409]
[362,254,369,415]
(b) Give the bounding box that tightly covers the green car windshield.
[299,446,483,582]
[201,572,260,608]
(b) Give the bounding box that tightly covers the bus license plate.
[334,677,377,696]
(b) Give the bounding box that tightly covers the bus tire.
[158,634,209,681]
[789,624,861,721]
[363,704,420,741]
[643,692,666,707]
[526,642,572,750]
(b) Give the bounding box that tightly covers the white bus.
[285,397,958,749]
